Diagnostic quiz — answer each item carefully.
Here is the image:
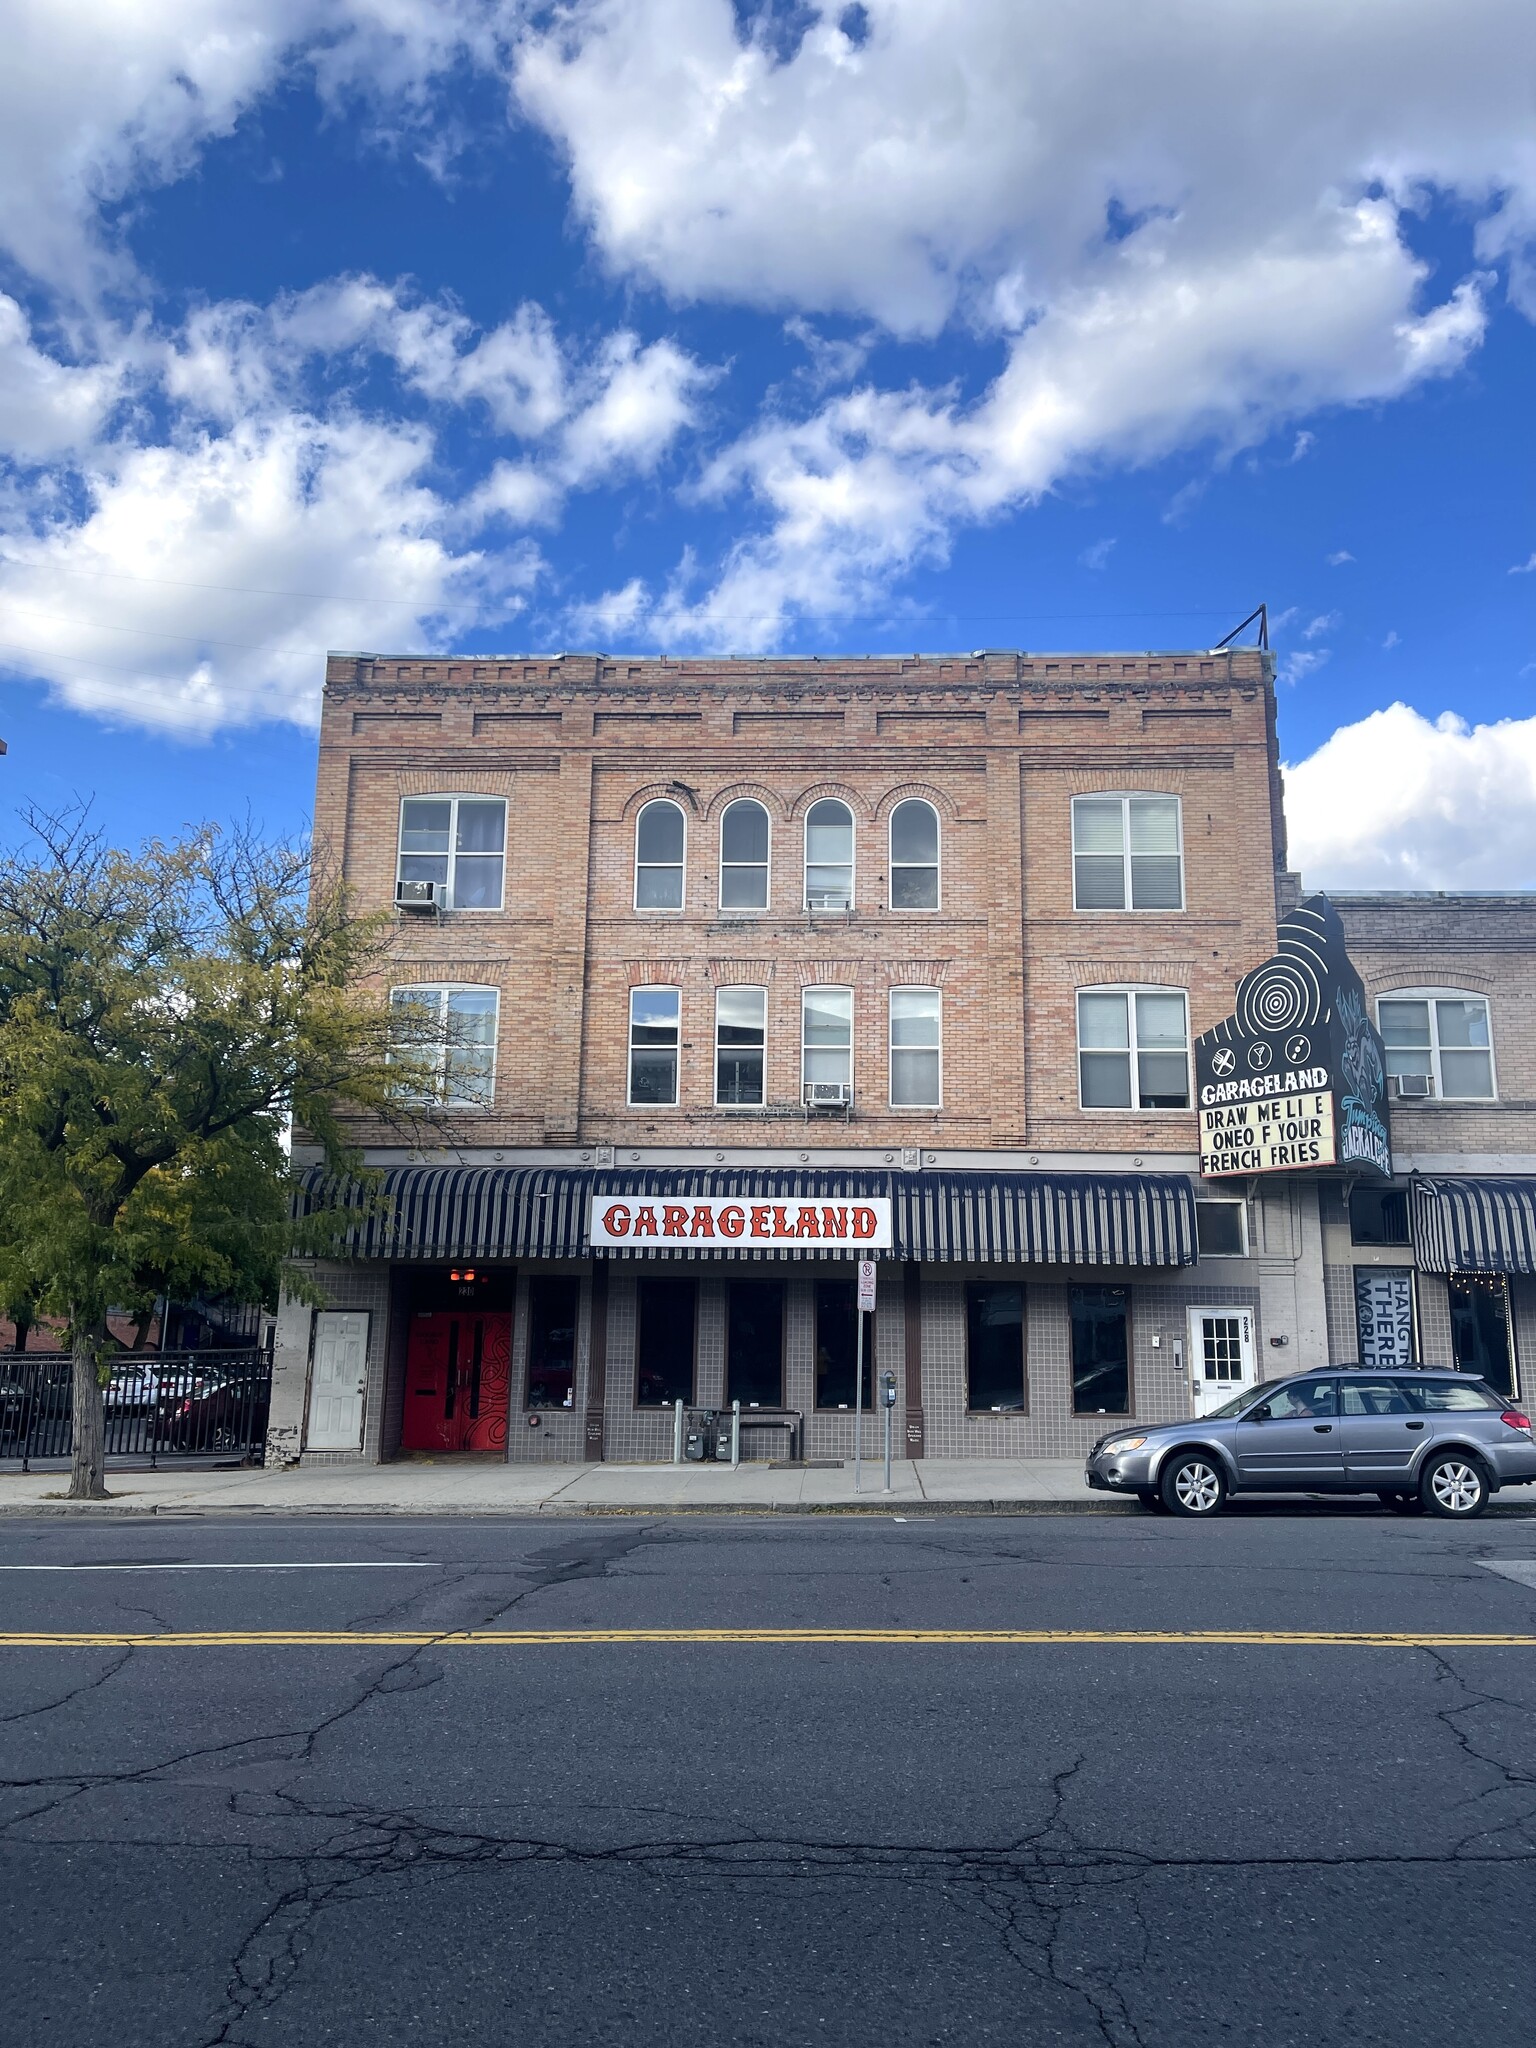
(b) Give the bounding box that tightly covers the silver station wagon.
[1085,1369,1536,1519]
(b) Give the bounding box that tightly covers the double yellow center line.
[1,1628,1534,1649]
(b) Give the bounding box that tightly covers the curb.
[3,1496,1535,1519]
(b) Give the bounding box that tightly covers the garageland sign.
[589,1196,893,1250]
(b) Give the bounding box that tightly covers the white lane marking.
[0,1562,438,1573]
[1479,1561,1536,1589]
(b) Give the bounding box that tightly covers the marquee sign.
[1196,896,1391,1180]
[589,1196,893,1250]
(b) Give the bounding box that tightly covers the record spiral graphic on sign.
[1233,911,1328,1037]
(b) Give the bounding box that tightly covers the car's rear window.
[1404,1379,1501,1412]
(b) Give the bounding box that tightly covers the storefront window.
[526,1276,578,1409]
[1449,1273,1516,1398]
[635,1278,695,1407]
[966,1282,1025,1411]
[814,1278,870,1409]
[727,1279,784,1407]
[1070,1286,1130,1414]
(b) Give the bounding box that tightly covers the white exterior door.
[306,1312,370,1450]
[1187,1307,1257,1416]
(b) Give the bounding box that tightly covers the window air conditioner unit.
[1390,1073,1434,1100]
[395,879,443,911]
[805,1082,853,1109]
[807,890,852,912]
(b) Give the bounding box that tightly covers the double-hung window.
[629,987,680,1105]
[889,988,941,1107]
[720,800,770,910]
[635,800,685,910]
[397,797,506,909]
[805,800,854,909]
[1078,988,1190,1109]
[389,985,499,1106]
[1378,991,1495,1099]
[889,800,939,909]
[1072,795,1183,910]
[802,986,853,1098]
[715,987,767,1106]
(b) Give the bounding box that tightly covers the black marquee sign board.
[1195,895,1392,1180]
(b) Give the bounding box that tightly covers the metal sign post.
[880,1370,896,1493]
[854,1260,877,1495]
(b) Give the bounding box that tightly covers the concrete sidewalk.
[0,1455,1111,1516]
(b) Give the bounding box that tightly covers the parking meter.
[880,1371,897,1409]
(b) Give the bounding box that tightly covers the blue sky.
[1,1,1533,887]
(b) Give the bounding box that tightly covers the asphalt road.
[1,1509,1535,2048]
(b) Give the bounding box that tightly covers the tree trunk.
[13,1306,30,1353]
[67,1324,108,1500]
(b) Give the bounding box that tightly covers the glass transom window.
[1378,992,1494,1100]
[1078,988,1190,1109]
[397,797,506,910]
[1072,795,1183,911]
[889,988,941,1107]
[388,986,498,1106]
[889,800,939,909]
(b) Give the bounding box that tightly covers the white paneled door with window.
[1187,1307,1257,1416]
[306,1311,370,1451]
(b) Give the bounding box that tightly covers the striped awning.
[1410,1176,1536,1276]
[296,1165,1197,1268]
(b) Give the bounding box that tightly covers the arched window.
[634,800,685,910]
[804,799,854,910]
[1378,990,1495,1099]
[889,799,939,909]
[719,800,770,910]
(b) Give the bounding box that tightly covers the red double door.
[401,1311,511,1453]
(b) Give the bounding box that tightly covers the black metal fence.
[0,1350,271,1469]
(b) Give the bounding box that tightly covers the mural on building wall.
[1196,896,1392,1180]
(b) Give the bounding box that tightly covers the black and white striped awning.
[1411,1176,1536,1275]
[296,1165,1197,1268]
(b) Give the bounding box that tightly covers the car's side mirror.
[1250,1404,1271,1422]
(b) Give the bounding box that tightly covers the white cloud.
[1289,431,1315,462]
[1383,629,1400,648]
[0,410,535,736]
[1510,553,1536,574]
[1278,649,1330,688]
[1303,611,1340,640]
[0,276,708,733]
[1327,549,1356,565]
[1079,537,1116,571]
[1285,704,1536,889]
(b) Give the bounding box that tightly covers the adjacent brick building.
[267,648,1532,1469]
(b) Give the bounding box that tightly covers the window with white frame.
[889,800,939,909]
[388,985,498,1106]
[804,799,854,909]
[802,986,853,1097]
[719,800,770,910]
[634,800,685,910]
[1077,988,1190,1109]
[396,797,506,910]
[1195,1200,1248,1258]
[1072,794,1183,911]
[889,988,941,1107]
[628,987,680,1104]
[716,986,767,1106]
[1378,990,1495,1099]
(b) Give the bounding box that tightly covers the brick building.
[266,647,1531,1469]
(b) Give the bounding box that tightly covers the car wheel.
[1419,1453,1490,1520]
[1377,1491,1421,1514]
[1160,1453,1227,1518]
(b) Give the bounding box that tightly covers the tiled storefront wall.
[505,1261,590,1464]
[916,1267,1264,1458]
[1322,1264,1359,1363]
[1512,1279,1535,1402]
[1415,1274,1454,1369]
